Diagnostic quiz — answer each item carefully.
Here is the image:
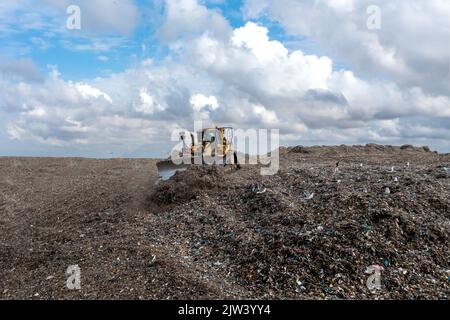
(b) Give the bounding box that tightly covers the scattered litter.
[397,268,408,275]
[251,183,267,194]
[323,287,333,294]
[303,190,314,200]
[333,162,340,175]
[149,255,156,266]
[384,187,391,195]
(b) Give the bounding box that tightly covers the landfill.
[151,144,450,299]
[0,144,449,299]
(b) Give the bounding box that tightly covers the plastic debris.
[397,268,408,275]
[149,255,156,266]
[251,183,267,194]
[384,187,391,195]
[303,190,314,200]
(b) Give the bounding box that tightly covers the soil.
[0,144,449,299]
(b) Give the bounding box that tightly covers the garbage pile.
[151,145,449,299]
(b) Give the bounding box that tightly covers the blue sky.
[2,0,339,82]
[2,0,256,81]
[0,0,449,157]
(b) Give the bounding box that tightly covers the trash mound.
[150,146,449,299]
[151,165,227,205]
[238,183,288,215]
[288,146,312,154]
[287,144,434,156]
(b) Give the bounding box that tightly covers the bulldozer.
[157,126,240,180]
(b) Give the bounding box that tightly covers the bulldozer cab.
[201,127,233,157]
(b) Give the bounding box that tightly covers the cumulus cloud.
[157,0,231,42]
[243,0,450,96]
[0,57,43,82]
[0,60,195,152]
[190,94,219,111]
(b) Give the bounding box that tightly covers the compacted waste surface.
[1,144,449,299]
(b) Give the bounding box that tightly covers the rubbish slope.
[151,145,450,299]
[0,145,449,299]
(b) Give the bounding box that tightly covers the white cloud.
[0,56,43,82]
[157,0,231,41]
[252,104,278,125]
[135,88,165,115]
[7,124,26,141]
[97,55,109,62]
[75,82,112,103]
[232,22,288,63]
[243,0,450,96]
[190,94,219,112]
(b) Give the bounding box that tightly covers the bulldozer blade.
[156,160,190,181]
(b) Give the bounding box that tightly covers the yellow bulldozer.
[157,126,240,180]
